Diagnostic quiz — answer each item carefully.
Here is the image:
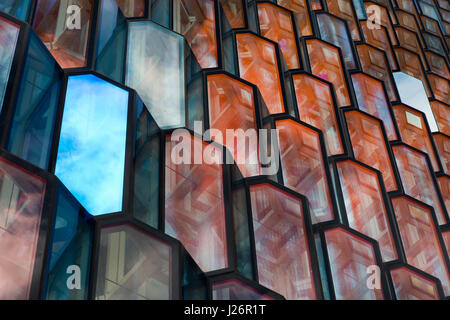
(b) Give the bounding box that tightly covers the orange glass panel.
[276,119,334,224]
[310,0,322,10]
[324,228,384,300]
[393,104,440,172]
[207,73,261,177]
[345,111,397,191]
[393,145,447,225]
[236,33,284,114]
[257,3,300,69]
[116,0,145,17]
[325,0,361,41]
[364,2,398,45]
[395,27,427,68]
[336,160,398,261]
[395,10,424,47]
[177,0,218,68]
[427,73,450,102]
[390,267,441,300]
[443,230,450,258]
[351,73,398,141]
[392,196,450,296]
[292,73,343,156]
[306,39,350,107]
[426,51,450,79]
[219,0,245,28]
[249,183,316,300]
[394,48,431,97]
[33,0,94,68]
[360,20,398,70]
[164,132,228,272]
[421,15,443,36]
[357,44,398,102]
[0,157,46,299]
[278,0,312,36]
[433,133,449,174]
[437,176,450,213]
[430,101,450,135]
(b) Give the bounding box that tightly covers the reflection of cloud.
[393,72,438,132]
[126,21,185,129]
[55,74,128,215]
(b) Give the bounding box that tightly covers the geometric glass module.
[249,183,316,300]
[0,157,46,299]
[95,224,172,300]
[212,279,275,300]
[55,74,129,215]
[165,132,228,272]
[390,267,441,300]
[0,16,19,111]
[277,119,334,224]
[336,160,398,261]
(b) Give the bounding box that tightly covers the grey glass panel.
[55,74,129,215]
[393,72,438,132]
[126,21,185,129]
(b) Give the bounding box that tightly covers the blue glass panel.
[151,0,171,28]
[133,96,160,228]
[55,74,129,215]
[317,13,356,70]
[352,0,367,20]
[7,32,61,170]
[95,0,127,82]
[126,21,185,129]
[0,16,19,111]
[44,184,93,300]
[0,0,33,21]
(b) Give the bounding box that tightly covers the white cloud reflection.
[55,74,128,215]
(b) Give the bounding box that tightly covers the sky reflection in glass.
[393,72,438,132]
[55,74,129,215]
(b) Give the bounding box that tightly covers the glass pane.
[7,33,61,170]
[55,74,129,215]
[0,0,33,20]
[116,0,145,17]
[95,0,127,83]
[95,224,172,300]
[0,156,46,299]
[391,267,440,300]
[32,0,94,68]
[126,21,185,129]
[212,279,275,300]
[44,186,93,300]
[0,16,19,111]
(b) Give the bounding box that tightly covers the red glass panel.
[219,0,245,28]
[395,27,427,68]
[433,133,449,174]
[393,145,447,225]
[430,100,450,136]
[306,39,350,107]
[394,48,431,97]
[212,279,275,300]
[325,0,361,41]
[292,73,343,156]
[427,73,450,103]
[310,0,322,10]
[0,157,46,299]
[116,0,145,17]
[177,0,218,68]
[390,267,441,300]
[257,3,300,69]
[442,230,450,258]
[392,196,450,295]
[33,0,94,68]
[277,119,334,224]
[336,160,398,261]
[278,0,312,36]
[165,132,228,272]
[207,74,261,177]
[363,2,398,45]
[351,73,398,141]
[426,51,450,79]
[236,33,285,114]
[393,104,440,172]
[357,44,398,102]
[396,10,424,47]
[249,183,316,300]
[345,111,397,191]
[324,228,384,300]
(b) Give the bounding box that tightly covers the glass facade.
[0,0,449,301]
